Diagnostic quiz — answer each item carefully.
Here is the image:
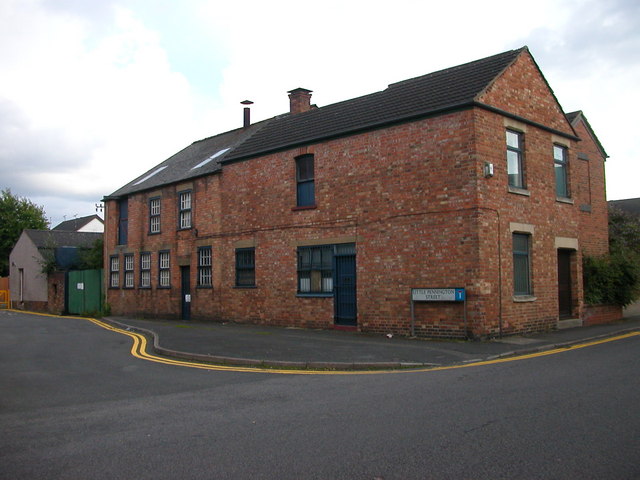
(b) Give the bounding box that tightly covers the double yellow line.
[82,316,640,375]
[8,310,640,375]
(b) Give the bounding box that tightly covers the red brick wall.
[106,112,482,335]
[47,272,65,315]
[571,118,609,257]
[583,304,622,326]
[480,51,571,133]
[104,50,610,338]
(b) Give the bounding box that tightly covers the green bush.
[583,253,640,307]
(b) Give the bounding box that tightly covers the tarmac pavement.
[105,313,640,370]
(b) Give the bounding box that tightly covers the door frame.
[180,266,191,320]
[557,249,573,319]
[334,247,357,326]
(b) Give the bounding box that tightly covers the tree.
[0,189,49,276]
[78,237,104,270]
[608,206,640,255]
[583,206,640,306]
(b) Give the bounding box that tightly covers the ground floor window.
[513,233,532,295]
[297,245,334,294]
[236,248,255,287]
[124,254,134,288]
[159,251,170,288]
[198,246,212,287]
[140,252,151,288]
[109,255,120,288]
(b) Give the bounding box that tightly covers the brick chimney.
[241,100,253,128]
[288,88,313,114]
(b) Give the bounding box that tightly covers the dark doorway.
[335,254,356,326]
[181,266,191,320]
[557,250,572,318]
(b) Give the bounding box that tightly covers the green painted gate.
[67,269,103,314]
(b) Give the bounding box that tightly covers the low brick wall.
[14,301,48,313]
[583,304,622,326]
[47,272,66,315]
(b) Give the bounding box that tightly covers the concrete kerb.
[102,317,437,371]
[101,317,640,371]
[104,317,290,369]
[485,326,640,361]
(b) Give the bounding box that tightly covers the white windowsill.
[513,295,537,303]
[508,186,531,196]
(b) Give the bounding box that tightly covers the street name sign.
[411,288,465,302]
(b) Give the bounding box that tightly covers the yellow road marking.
[6,309,640,375]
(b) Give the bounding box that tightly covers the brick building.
[103,47,616,338]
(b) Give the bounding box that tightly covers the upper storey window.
[506,130,525,189]
[296,154,315,207]
[554,145,569,198]
[117,198,128,245]
[178,191,192,230]
[149,197,161,234]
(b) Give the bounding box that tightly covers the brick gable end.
[477,51,574,135]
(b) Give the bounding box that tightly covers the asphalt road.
[1,310,639,479]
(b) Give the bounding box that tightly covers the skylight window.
[133,166,167,185]
[190,148,230,170]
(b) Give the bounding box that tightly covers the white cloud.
[0,1,212,225]
[1,0,638,229]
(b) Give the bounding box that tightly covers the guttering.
[472,102,581,142]
[222,101,580,166]
[220,102,478,166]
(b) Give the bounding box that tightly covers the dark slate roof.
[106,121,271,199]
[106,47,528,199]
[566,110,609,159]
[53,214,103,231]
[609,198,640,218]
[24,230,102,249]
[226,47,526,162]
[566,111,580,123]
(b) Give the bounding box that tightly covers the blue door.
[335,254,356,326]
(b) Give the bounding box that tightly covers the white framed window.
[110,255,120,288]
[149,197,161,234]
[140,252,151,288]
[198,246,212,287]
[506,130,525,189]
[159,251,170,288]
[124,254,134,288]
[179,191,192,229]
[554,145,569,198]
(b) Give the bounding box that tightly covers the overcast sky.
[1,0,638,227]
